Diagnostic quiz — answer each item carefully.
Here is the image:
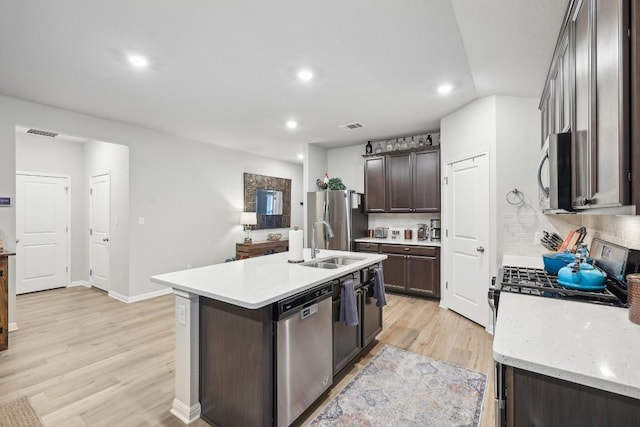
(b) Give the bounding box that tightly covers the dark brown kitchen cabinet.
[379,245,440,298]
[387,149,440,213]
[363,147,440,213]
[381,254,406,292]
[412,150,440,212]
[542,0,634,211]
[355,242,379,253]
[505,366,640,427]
[386,153,412,212]
[364,156,386,212]
[406,255,439,297]
[332,297,362,375]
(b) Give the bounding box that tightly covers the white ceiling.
[0,0,568,164]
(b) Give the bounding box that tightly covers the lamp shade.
[240,212,257,225]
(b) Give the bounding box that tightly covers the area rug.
[309,345,486,427]
[0,397,43,427]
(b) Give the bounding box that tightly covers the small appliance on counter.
[417,224,428,240]
[429,218,441,241]
[374,227,388,239]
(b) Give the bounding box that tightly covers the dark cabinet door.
[361,285,382,347]
[364,156,386,212]
[413,150,440,212]
[406,255,439,298]
[356,242,379,253]
[332,298,362,375]
[386,153,412,212]
[382,254,406,291]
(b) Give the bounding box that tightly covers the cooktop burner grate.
[499,266,626,307]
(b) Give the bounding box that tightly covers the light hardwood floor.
[1,287,494,427]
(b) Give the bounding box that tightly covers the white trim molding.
[108,287,172,304]
[8,322,18,332]
[69,280,91,288]
[170,399,201,425]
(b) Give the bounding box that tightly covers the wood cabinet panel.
[406,255,439,298]
[364,156,386,212]
[200,298,274,427]
[380,244,437,257]
[236,240,288,259]
[413,150,440,212]
[386,153,412,212]
[355,242,380,253]
[382,254,405,291]
[507,366,640,427]
[332,298,362,375]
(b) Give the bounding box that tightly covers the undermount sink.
[301,256,364,269]
[303,262,341,269]
[321,256,364,266]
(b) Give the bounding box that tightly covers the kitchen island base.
[505,366,640,427]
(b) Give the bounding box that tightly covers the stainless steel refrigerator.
[307,190,368,252]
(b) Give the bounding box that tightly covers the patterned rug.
[0,396,43,427]
[309,345,486,427]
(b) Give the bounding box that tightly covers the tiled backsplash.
[502,212,640,256]
[368,213,440,234]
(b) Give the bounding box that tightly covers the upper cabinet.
[364,156,386,212]
[364,147,440,213]
[541,0,634,212]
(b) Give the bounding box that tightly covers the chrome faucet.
[311,221,334,259]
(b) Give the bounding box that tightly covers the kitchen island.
[493,256,640,426]
[151,249,386,426]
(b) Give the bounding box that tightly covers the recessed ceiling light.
[297,69,314,82]
[128,54,149,69]
[286,120,298,130]
[297,154,304,160]
[438,83,453,95]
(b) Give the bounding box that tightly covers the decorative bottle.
[365,140,372,154]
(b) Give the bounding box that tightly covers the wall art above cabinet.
[363,146,440,213]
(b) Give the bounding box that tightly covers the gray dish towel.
[373,267,387,307]
[339,279,359,327]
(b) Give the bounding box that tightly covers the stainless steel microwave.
[537,132,573,211]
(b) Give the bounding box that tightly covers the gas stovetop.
[497,265,628,307]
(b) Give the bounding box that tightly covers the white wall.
[327,144,365,193]
[303,144,328,239]
[15,133,88,282]
[495,96,553,260]
[85,141,130,297]
[0,94,303,320]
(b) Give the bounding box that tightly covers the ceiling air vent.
[26,128,59,138]
[339,122,364,131]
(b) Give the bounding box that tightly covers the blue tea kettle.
[557,244,606,290]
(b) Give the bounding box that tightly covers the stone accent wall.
[243,173,291,229]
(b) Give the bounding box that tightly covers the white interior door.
[16,173,70,294]
[446,154,490,327]
[90,173,110,291]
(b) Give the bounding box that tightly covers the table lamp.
[240,212,257,243]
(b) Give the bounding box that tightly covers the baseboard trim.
[69,280,91,288]
[8,322,18,332]
[108,288,173,304]
[170,399,201,424]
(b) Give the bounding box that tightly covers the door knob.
[103,237,109,242]
[476,246,485,253]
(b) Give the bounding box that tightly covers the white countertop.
[151,249,386,309]
[355,237,441,247]
[494,290,640,399]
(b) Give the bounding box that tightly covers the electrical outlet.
[534,231,544,245]
[177,304,186,326]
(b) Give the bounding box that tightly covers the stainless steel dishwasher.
[276,282,333,427]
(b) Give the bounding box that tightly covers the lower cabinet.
[381,245,440,298]
[332,268,383,376]
[506,366,640,426]
[356,242,440,298]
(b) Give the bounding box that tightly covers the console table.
[236,240,288,259]
[1,250,16,351]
